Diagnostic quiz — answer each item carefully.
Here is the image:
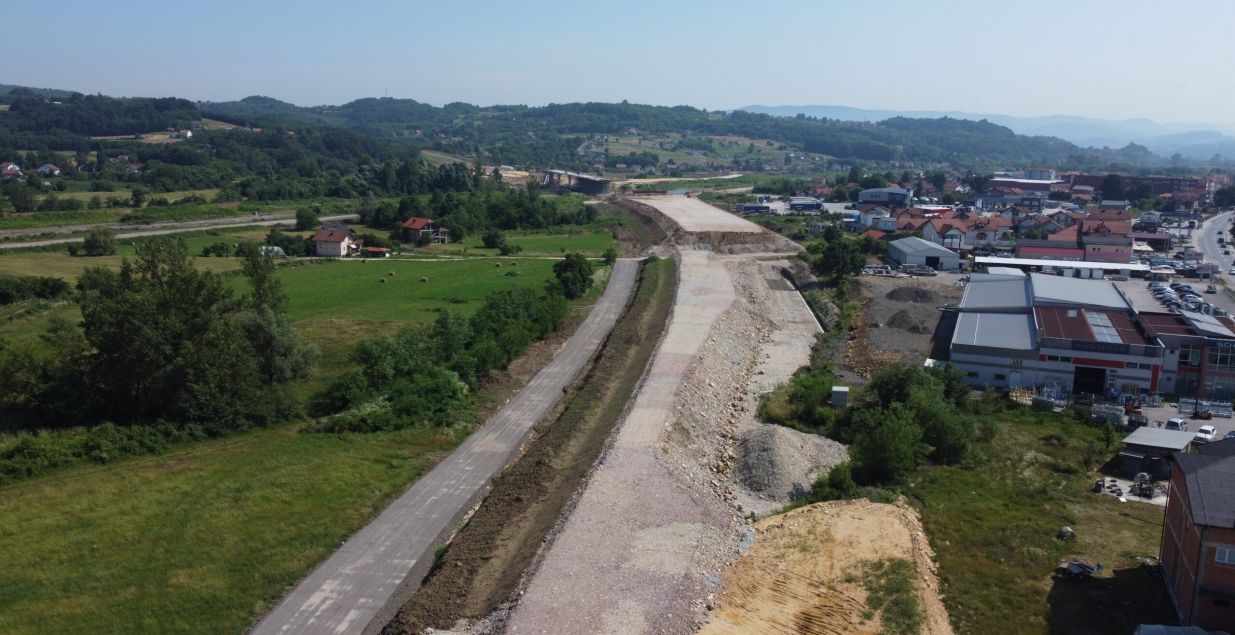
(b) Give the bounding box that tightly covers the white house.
[312,227,361,257]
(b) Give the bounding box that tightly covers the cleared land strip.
[633,194,762,233]
[0,213,357,249]
[506,250,740,633]
[250,259,639,635]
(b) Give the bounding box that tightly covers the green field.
[38,188,220,204]
[420,230,614,258]
[0,251,242,281]
[279,258,559,323]
[0,423,462,635]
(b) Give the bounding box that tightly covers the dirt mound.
[886,286,939,303]
[700,499,954,635]
[887,309,930,334]
[735,425,848,501]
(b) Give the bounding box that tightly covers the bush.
[481,230,506,249]
[0,275,70,304]
[295,206,320,231]
[81,226,117,256]
[553,252,593,299]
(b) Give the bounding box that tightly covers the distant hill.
[741,104,1235,159]
[0,84,80,104]
[202,96,1150,168]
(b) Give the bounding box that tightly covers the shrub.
[81,226,117,256]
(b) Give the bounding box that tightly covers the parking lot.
[1136,402,1235,442]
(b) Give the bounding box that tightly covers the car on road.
[1196,425,1217,443]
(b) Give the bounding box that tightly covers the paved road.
[251,259,640,635]
[0,213,358,250]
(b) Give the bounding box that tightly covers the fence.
[1177,398,1233,419]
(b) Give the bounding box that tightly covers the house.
[858,228,888,241]
[401,217,449,244]
[0,162,21,178]
[125,163,143,175]
[312,227,362,257]
[858,206,894,230]
[1100,199,1131,212]
[1160,437,1235,631]
[36,163,60,177]
[888,236,959,270]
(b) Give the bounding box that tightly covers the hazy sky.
[6,0,1234,124]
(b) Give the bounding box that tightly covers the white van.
[1166,418,1188,432]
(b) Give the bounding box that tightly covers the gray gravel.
[735,425,849,500]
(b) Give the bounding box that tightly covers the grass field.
[0,252,242,280]
[913,407,1176,634]
[0,423,462,635]
[419,230,614,258]
[39,188,219,204]
[279,258,559,323]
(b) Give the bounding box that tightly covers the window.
[966,371,978,378]
[1180,343,1203,368]
[1217,547,1235,565]
[994,374,1007,381]
[1209,347,1235,372]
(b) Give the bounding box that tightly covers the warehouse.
[888,236,959,270]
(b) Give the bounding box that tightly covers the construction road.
[250,258,639,635]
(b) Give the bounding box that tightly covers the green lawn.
[0,424,462,635]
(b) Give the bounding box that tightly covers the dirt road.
[250,260,639,635]
[0,212,357,250]
[632,194,762,233]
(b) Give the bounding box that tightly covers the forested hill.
[202,96,1158,167]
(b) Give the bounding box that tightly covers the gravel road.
[0,213,357,250]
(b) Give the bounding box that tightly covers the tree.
[553,252,593,299]
[1100,173,1125,200]
[847,165,862,184]
[930,171,947,192]
[849,404,928,485]
[81,226,117,256]
[813,239,865,283]
[295,206,320,231]
[482,230,507,249]
[1215,186,1235,209]
[129,187,147,208]
[603,247,618,266]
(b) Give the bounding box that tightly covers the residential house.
[402,217,449,244]
[35,163,60,176]
[125,163,143,175]
[0,162,22,179]
[858,205,894,230]
[922,216,1013,249]
[922,219,968,249]
[858,228,888,241]
[1160,438,1235,632]
[312,227,362,257]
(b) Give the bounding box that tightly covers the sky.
[6,0,1235,125]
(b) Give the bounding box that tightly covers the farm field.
[0,423,463,635]
[37,188,219,204]
[419,229,615,258]
[0,251,242,280]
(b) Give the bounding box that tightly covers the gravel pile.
[886,286,939,303]
[735,424,849,500]
[887,309,930,333]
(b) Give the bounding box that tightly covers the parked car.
[1196,425,1217,443]
[1167,418,1188,432]
[1207,284,1218,294]
[1225,431,1235,440]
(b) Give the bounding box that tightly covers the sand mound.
[887,309,930,333]
[735,424,849,500]
[886,287,939,303]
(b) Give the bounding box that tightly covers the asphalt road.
[0,213,358,250]
[250,259,639,635]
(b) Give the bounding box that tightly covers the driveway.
[250,260,639,635]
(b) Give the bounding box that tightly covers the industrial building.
[888,237,958,270]
[941,272,1235,400]
[858,187,913,207]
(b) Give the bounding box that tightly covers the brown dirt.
[699,499,954,635]
[886,286,940,303]
[887,309,930,333]
[382,258,677,634]
[614,197,801,254]
[832,275,963,381]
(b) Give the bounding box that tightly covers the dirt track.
[700,500,954,635]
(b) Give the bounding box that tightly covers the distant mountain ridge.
[740,104,1235,159]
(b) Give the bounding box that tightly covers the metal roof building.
[1029,273,1131,310]
[888,237,958,270]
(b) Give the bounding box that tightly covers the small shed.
[888,237,959,270]
[1120,428,1195,478]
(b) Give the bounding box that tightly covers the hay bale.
[379,278,386,283]
[510,261,517,266]
[495,263,502,268]
[388,271,396,277]
[420,276,429,283]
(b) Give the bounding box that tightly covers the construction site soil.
[383,258,678,635]
[834,274,963,385]
[699,499,954,635]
